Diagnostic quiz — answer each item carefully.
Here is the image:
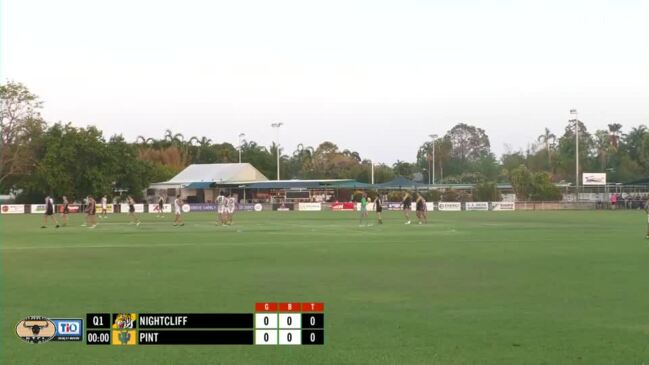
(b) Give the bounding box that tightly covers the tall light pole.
[570,109,579,198]
[370,160,375,185]
[271,122,283,180]
[429,134,438,185]
[238,133,245,164]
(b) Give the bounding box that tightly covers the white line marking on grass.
[0,241,266,250]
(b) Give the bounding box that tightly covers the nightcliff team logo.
[111,313,138,345]
[112,313,137,329]
[16,316,56,344]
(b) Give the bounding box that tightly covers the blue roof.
[237,180,356,189]
[375,176,429,189]
[185,182,215,189]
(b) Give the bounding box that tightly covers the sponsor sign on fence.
[187,203,218,212]
[355,203,376,211]
[386,202,402,211]
[492,202,516,211]
[272,203,295,211]
[466,202,489,211]
[438,202,461,211]
[98,204,114,214]
[299,202,322,211]
[119,204,145,213]
[1,204,25,214]
[148,204,172,214]
[425,202,435,211]
[31,204,48,214]
[58,204,81,213]
[331,202,355,211]
[237,203,258,212]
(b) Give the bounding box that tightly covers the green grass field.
[2,210,649,364]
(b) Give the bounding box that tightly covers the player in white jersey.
[173,195,184,227]
[100,195,108,218]
[216,192,225,225]
[227,195,236,225]
[222,193,234,225]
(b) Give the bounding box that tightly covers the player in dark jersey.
[375,193,383,224]
[127,196,141,226]
[157,196,165,218]
[415,193,427,224]
[402,192,412,225]
[41,195,60,228]
[85,195,97,228]
[644,197,649,239]
[61,196,70,227]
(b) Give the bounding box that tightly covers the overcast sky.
[2,0,648,164]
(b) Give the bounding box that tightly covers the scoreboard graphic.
[84,302,324,346]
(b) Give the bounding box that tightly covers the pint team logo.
[112,329,137,346]
[16,316,56,344]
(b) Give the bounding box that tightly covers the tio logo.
[57,321,81,335]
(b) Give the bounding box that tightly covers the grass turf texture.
[2,210,649,364]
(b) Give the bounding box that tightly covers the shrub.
[387,191,406,201]
[441,189,459,202]
[529,173,562,201]
[473,182,502,201]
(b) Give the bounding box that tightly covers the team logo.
[111,313,138,346]
[16,316,56,344]
[51,319,83,341]
[182,204,190,213]
[112,329,137,345]
[254,203,263,212]
[112,313,137,329]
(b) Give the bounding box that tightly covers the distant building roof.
[375,176,429,189]
[163,163,268,185]
[232,179,355,189]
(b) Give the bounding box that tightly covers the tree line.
[1,81,648,202]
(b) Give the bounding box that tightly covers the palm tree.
[342,149,361,162]
[163,129,174,142]
[172,133,184,145]
[188,136,200,146]
[292,144,315,176]
[193,137,213,163]
[135,136,155,147]
[623,125,648,160]
[594,130,610,170]
[537,127,556,164]
[607,123,622,151]
[293,143,305,157]
[199,137,212,148]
